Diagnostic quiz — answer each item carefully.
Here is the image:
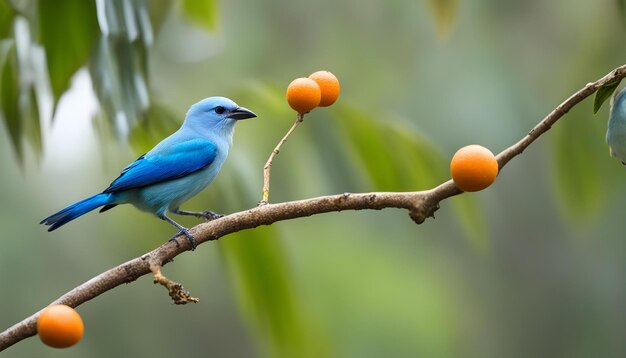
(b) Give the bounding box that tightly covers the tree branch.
[2,64,625,352]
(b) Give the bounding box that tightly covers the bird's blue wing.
[104,139,218,193]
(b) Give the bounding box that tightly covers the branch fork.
[150,264,198,305]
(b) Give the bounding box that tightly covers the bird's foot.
[168,228,197,250]
[199,210,223,221]
[173,209,223,221]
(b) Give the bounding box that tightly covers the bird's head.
[183,96,257,139]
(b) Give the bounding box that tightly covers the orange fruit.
[308,70,340,106]
[286,78,321,114]
[450,145,499,192]
[37,304,84,348]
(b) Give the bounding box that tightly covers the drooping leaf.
[222,228,315,357]
[0,43,21,159]
[0,22,43,161]
[618,0,626,25]
[147,0,175,35]
[593,78,622,114]
[179,0,219,32]
[332,106,403,190]
[23,87,42,157]
[551,103,614,222]
[38,0,100,104]
[205,165,329,358]
[89,0,152,138]
[0,0,14,39]
[331,105,487,247]
[450,192,488,250]
[427,0,458,39]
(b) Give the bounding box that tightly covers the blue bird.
[607,87,626,165]
[41,97,256,249]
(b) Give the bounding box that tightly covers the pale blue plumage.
[607,87,626,165]
[41,96,256,248]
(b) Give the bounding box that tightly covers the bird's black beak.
[227,106,257,120]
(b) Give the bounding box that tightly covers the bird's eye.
[215,106,225,114]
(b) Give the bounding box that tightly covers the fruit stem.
[260,113,305,205]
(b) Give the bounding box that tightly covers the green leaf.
[179,0,219,32]
[89,7,151,139]
[0,43,21,159]
[332,106,404,190]
[331,105,448,191]
[147,0,175,35]
[0,0,14,39]
[23,87,42,157]
[203,166,329,358]
[593,78,622,114]
[427,0,458,39]
[222,229,315,357]
[38,0,100,104]
[450,194,488,250]
[551,104,612,222]
[167,148,328,356]
[331,105,488,247]
[618,0,626,25]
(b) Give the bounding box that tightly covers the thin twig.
[2,64,626,351]
[151,264,199,304]
[260,113,305,205]
[496,67,626,167]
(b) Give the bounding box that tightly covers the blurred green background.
[1,0,626,357]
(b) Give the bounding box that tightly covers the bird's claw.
[168,228,197,250]
[201,210,223,221]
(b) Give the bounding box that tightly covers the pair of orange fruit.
[286,71,340,114]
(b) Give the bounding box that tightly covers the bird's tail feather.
[41,193,114,231]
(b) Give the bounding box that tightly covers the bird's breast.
[128,149,228,214]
